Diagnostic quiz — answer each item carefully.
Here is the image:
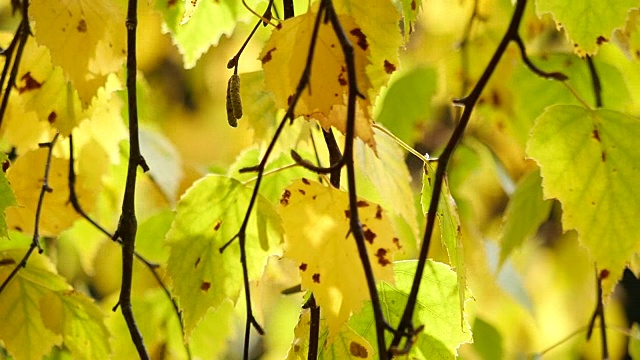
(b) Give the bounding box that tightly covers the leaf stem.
[586,56,602,108]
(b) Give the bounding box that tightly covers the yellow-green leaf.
[165,175,283,338]
[527,105,640,294]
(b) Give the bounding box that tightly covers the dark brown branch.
[389,0,531,355]
[302,295,321,360]
[290,149,345,174]
[283,0,294,20]
[586,268,609,359]
[0,0,31,128]
[66,136,190,358]
[114,0,149,358]
[586,56,602,108]
[0,133,59,295]
[221,3,329,359]
[513,35,568,81]
[227,0,275,69]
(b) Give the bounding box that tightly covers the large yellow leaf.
[30,0,127,107]
[261,8,377,148]
[278,179,399,337]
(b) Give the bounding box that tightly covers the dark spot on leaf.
[600,269,610,279]
[14,226,22,232]
[47,111,57,124]
[312,195,317,200]
[393,237,402,249]
[312,273,320,283]
[602,151,606,162]
[356,200,369,208]
[375,205,382,219]
[363,227,376,244]
[411,0,416,10]
[376,248,391,266]
[350,28,368,51]
[591,201,595,205]
[596,36,608,45]
[298,189,306,195]
[592,129,600,141]
[0,258,16,266]
[276,23,282,30]
[299,263,307,271]
[280,189,291,205]
[2,160,9,173]
[18,72,42,93]
[330,43,335,48]
[168,0,177,6]
[345,210,350,219]
[287,94,293,106]
[261,48,276,64]
[349,341,368,358]
[383,60,396,74]
[195,257,201,268]
[200,281,211,291]
[302,178,310,185]
[77,19,87,33]
[334,93,339,97]
[293,344,300,352]
[491,90,501,106]
[338,70,347,86]
[213,220,222,231]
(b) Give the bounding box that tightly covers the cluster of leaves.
[0,0,639,359]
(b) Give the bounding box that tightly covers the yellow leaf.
[30,0,127,107]
[261,8,376,149]
[6,145,105,236]
[0,250,68,360]
[278,179,399,338]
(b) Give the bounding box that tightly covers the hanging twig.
[112,0,150,358]
[586,267,609,360]
[66,135,190,359]
[0,133,59,295]
[227,0,275,70]
[0,0,31,128]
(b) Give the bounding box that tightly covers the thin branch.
[0,0,31,128]
[283,0,294,20]
[221,3,329,359]
[389,0,532,354]
[66,136,190,359]
[0,132,59,295]
[321,128,341,188]
[458,0,480,95]
[227,0,275,69]
[303,295,321,360]
[513,35,568,81]
[586,267,609,359]
[114,0,150,357]
[586,56,602,108]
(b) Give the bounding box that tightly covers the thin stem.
[372,123,432,165]
[389,0,529,354]
[222,4,329,359]
[513,35,568,81]
[0,132,59,295]
[586,267,609,360]
[586,56,602,108]
[303,295,320,360]
[115,0,149,357]
[227,0,275,69]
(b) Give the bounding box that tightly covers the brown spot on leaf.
[592,129,600,142]
[375,205,382,219]
[18,72,42,93]
[356,200,369,208]
[77,19,87,33]
[596,36,608,45]
[213,220,222,231]
[383,60,396,74]
[168,0,177,6]
[298,189,306,195]
[376,248,391,266]
[287,95,293,106]
[0,258,16,266]
[600,269,610,279]
[491,90,501,106]
[349,341,368,358]
[200,281,211,291]
[261,48,276,64]
[47,111,57,124]
[195,257,201,268]
[2,161,9,173]
[280,189,291,205]
[338,70,347,86]
[345,210,350,219]
[363,227,376,244]
[602,151,606,162]
[393,237,402,249]
[302,178,310,185]
[299,263,307,271]
[312,273,320,283]
[293,344,300,353]
[349,28,368,51]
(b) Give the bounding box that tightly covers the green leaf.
[165,174,283,338]
[421,162,466,322]
[349,260,471,359]
[0,153,16,240]
[499,169,553,266]
[136,209,175,263]
[239,71,278,141]
[376,66,437,145]
[535,0,639,55]
[398,0,422,39]
[527,105,640,294]
[40,290,111,360]
[156,0,258,69]
[0,250,69,360]
[472,317,504,360]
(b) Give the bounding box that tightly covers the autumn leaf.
[30,0,127,107]
[278,179,400,338]
[261,2,401,150]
